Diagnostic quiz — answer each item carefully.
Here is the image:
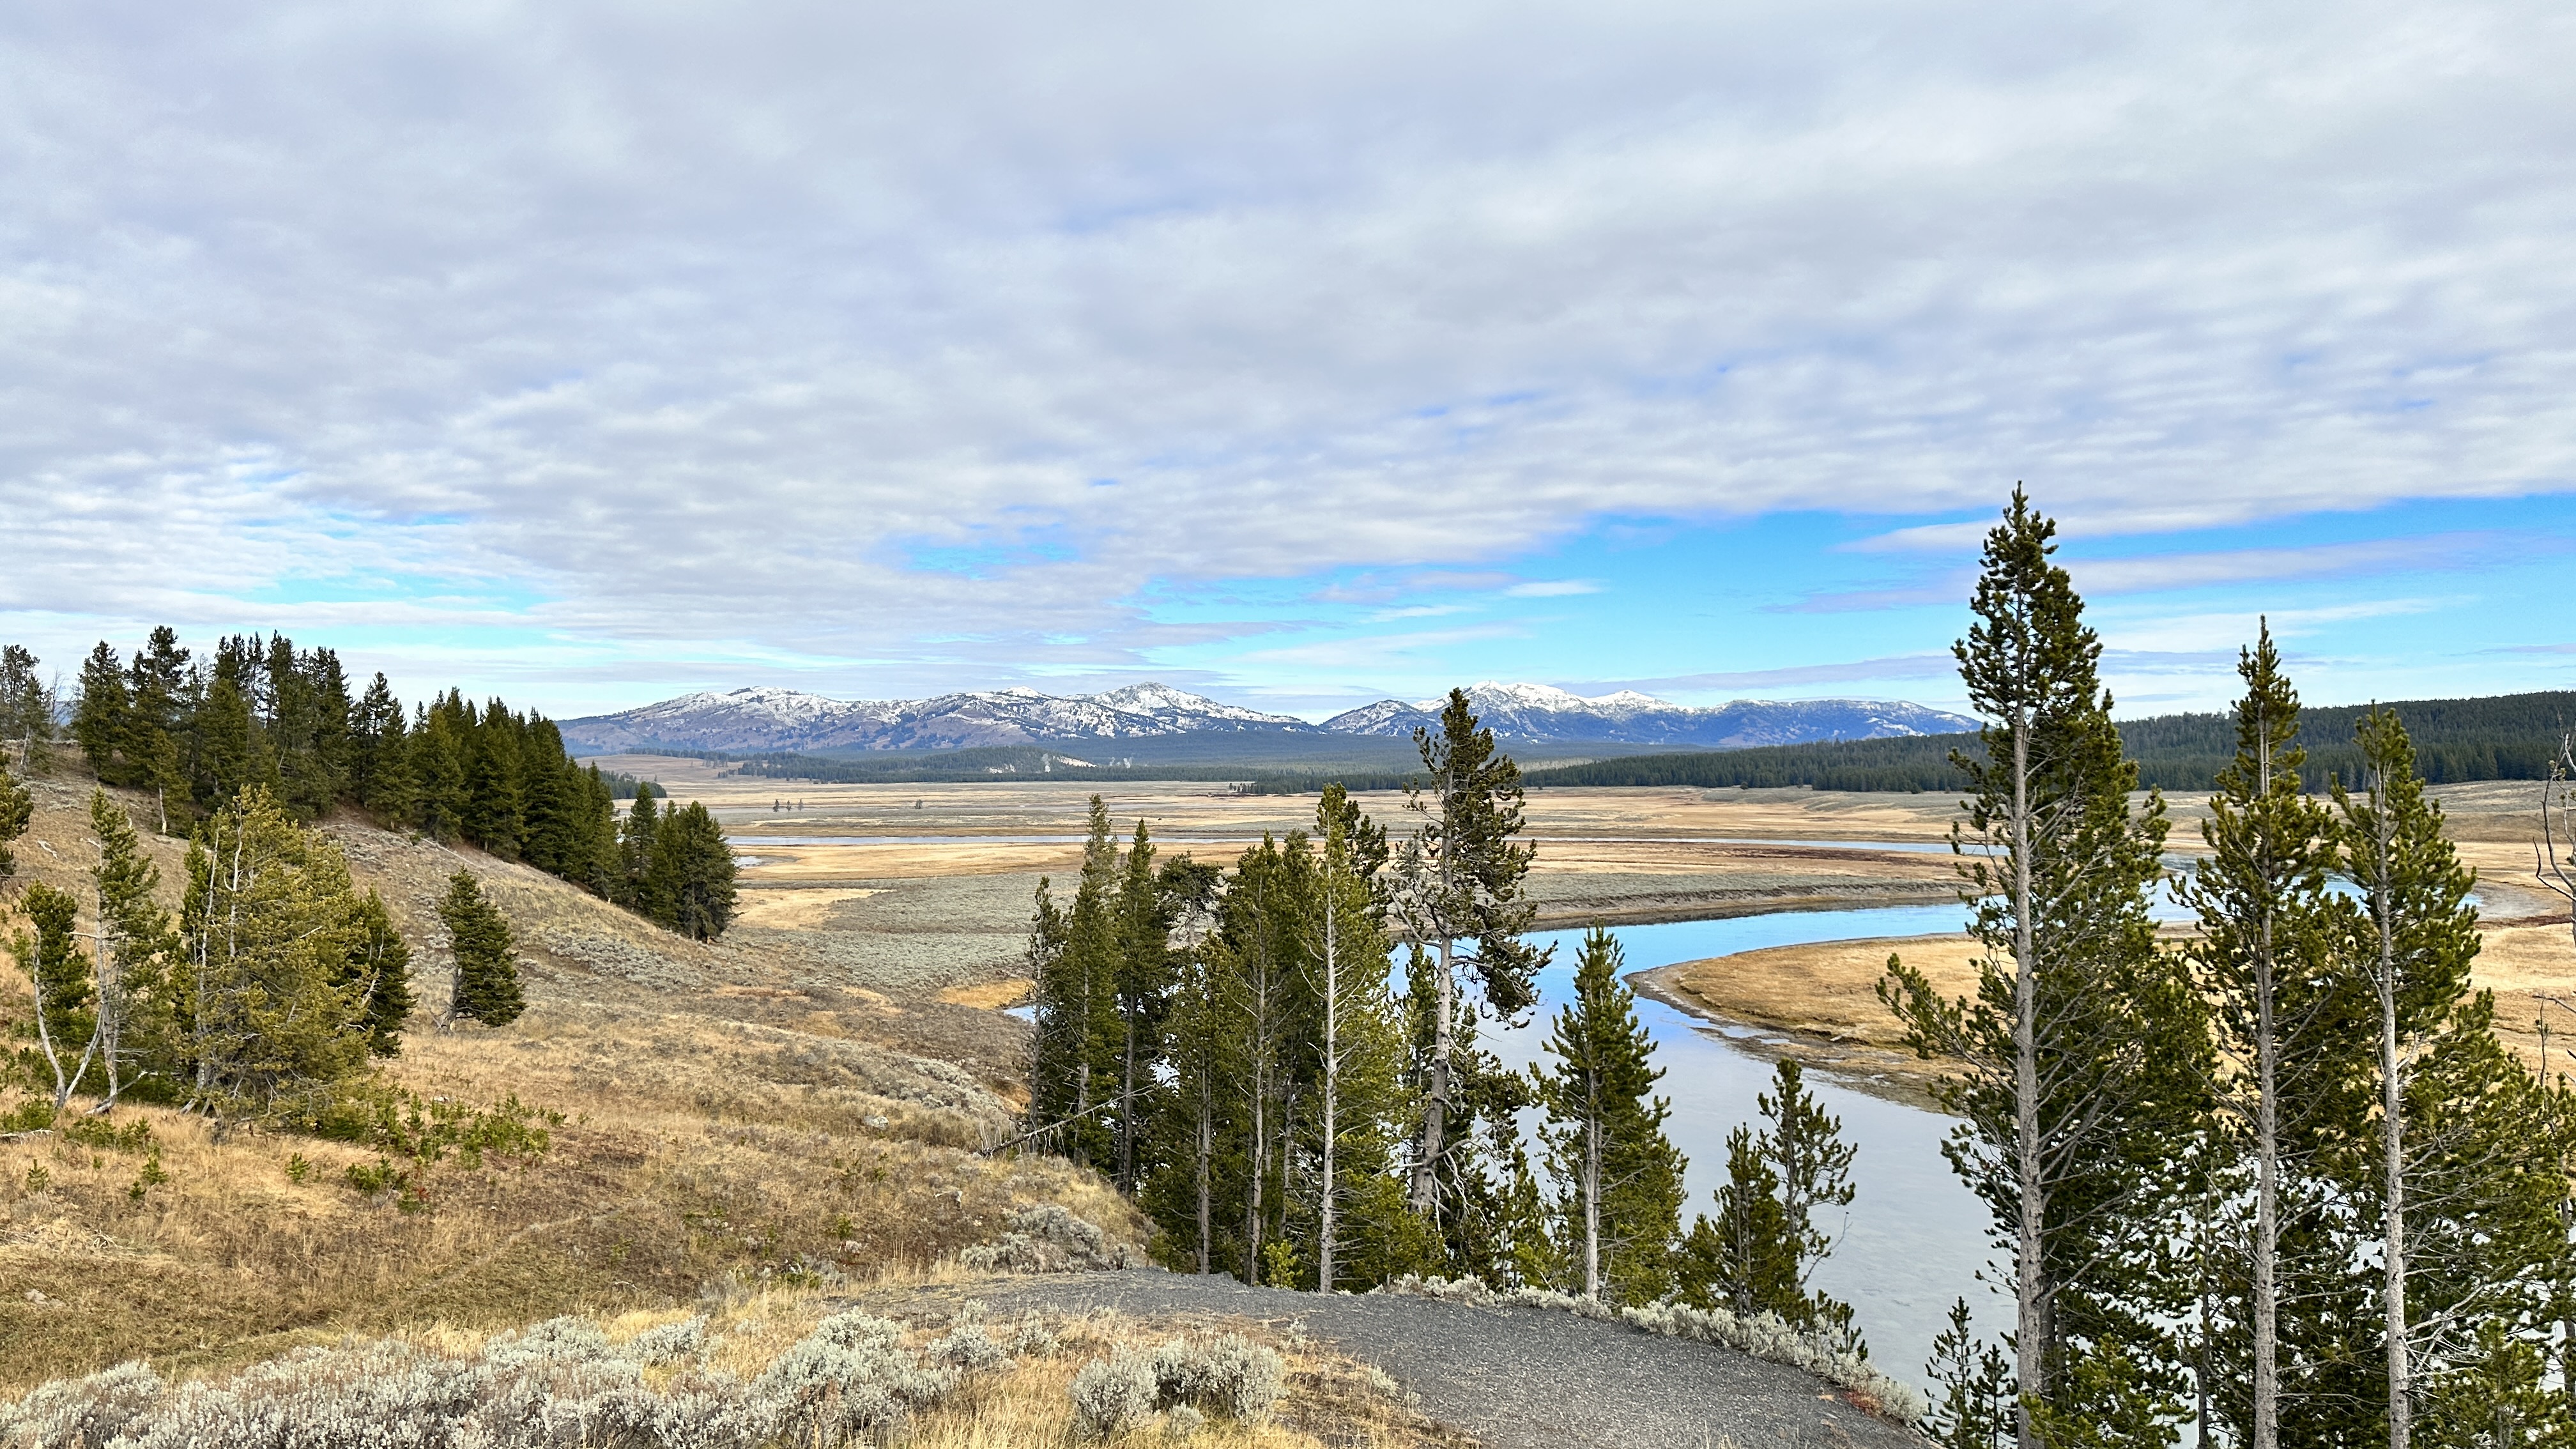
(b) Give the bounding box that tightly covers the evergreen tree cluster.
[1020,705,1844,1321]
[1882,491,2576,1448]
[55,627,733,940]
[10,786,414,1131]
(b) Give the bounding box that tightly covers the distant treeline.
[43,629,734,939]
[1524,690,2576,793]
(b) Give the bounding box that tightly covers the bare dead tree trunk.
[2361,765,2411,1449]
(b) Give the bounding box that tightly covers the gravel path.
[876,1271,1922,1448]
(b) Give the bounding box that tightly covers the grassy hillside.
[0,767,1137,1393]
[1526,690,2576,793]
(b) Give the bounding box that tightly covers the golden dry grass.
[728,887,882,931]
[940,979,1034,1011]
[0,774,1140,1394]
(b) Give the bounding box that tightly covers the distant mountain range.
[1320,682,1975,747]
[558,681,1976,756]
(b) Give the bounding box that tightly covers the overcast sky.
[4,1,2572,721]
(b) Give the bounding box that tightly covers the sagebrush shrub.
[958,1204,1142,1273]
[924,1324,1009,1374]
[1068,1334,1285,1440]
[0,1306,977,1449]
[1068,1351,1160,1440]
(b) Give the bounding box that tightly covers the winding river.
[1494,907,1993,1389]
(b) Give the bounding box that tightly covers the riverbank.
[1637,908,2576,1107]
[1630,934,1978,1107]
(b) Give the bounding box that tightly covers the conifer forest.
[0,628,735,1137]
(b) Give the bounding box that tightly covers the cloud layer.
[4,0,2572,706]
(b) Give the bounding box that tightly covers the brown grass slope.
[0,769,1138,1394]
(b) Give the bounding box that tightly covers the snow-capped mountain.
[560,683,1323,754]
[1321,682,1976,747]
[564,678,1975,755]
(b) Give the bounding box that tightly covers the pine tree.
[519,724,579,875]
[1110,820,1171,1191]
[439,871,524,1028]
[1926,1298,2016,1449]
[1676,1061,1860,1341]
[1215,831,1306,1282]
[571,765,620,898]
[618,791,663,914]
[1144,885,1228,1274]
[1,644,56,771]
[1532,926,1685,1303]
[126,628,192,822]
[1027,798,1126,1168]
[411,697,470,841]
[1023,874,1081,1144]
[179,787,376,1133]
[647,801,737,940]
[1680,1126,1795,1315]
[0,755,30,880]
[463,698,526,857]
[192,650,269,812]
[1881,489,2203,1445]
[11,881,96,1111]
[344,891,414,1057]
[1393,688,1547,1224]
[2334,707,2573,1446]
[349,673,413,821]
[2184,624,2357,1449]
[88,790,177,1108]
[1300,784,1417,1291]
[73,641,134,785]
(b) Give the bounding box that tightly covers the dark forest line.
[1524,689,2576,792]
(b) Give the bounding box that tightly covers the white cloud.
[1504,580,1602,598]
[2096,598,2453,656]
[3,0,2573,698]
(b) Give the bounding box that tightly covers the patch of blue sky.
[1129,493,2576,719]
[902,535,1079,578]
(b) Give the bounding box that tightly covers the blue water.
[1485,908,1999,1391]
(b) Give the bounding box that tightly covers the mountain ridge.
[559,681,1976,756]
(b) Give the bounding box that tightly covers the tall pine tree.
[1533,926,1685,1303]
[1882,489,2204,1445]
[1393,689,1547,1228]
[439,871,525,1029]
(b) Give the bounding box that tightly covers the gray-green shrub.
[0,1308,972,1449]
